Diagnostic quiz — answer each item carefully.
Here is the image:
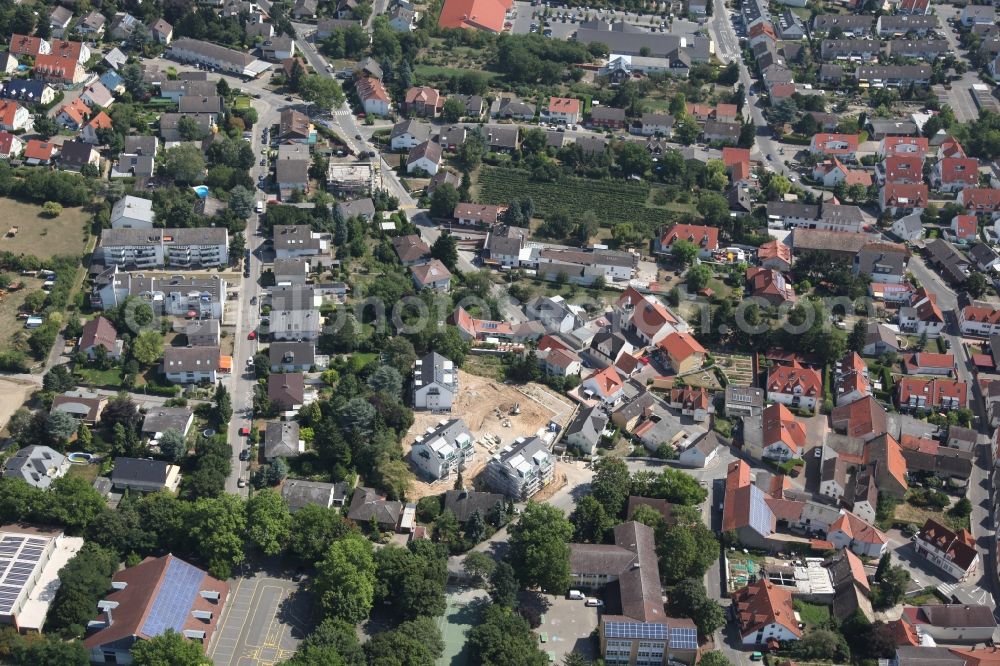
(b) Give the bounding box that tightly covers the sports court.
[437,586,489,666]
[209,574,310,666]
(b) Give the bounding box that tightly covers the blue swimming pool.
[192,185,209,198]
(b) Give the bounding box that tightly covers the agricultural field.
[0,198,91,259]
[477,167,682,229]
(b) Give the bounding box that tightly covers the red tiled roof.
[812,133,859,155]
[831,395,886,439]
[757,239,791,264]
[356,76,389,103]
[405,86,441,108]
[952,214,978,239]
[85,110,113,131]
[659,223,719,251]
[59,97,90,126]
[938,137,966,159]
[8,33,46,56]
[722,146,750,168]
[0,131,18,156]
[912,288,944,323]
[883,154,923,183]
[962,305,1000,326]
[900,433,938,455]
[762,403,806,454]
[767,363,821,397]
[896,376,968,408]
[903,351,955,372]
[830,510,887,545]
[732,579,802,639]
[882,136,928,157]
[747,267,795,302]
[585,366,624,398]
[438,0,512,32]
[0,101,23,128]
[915,518,979,572]
[882,182,929,207]
[938,157,980,186]
[658,331,706,365]
[80,316,118,353]
[24,139,55,161]
[960,188,1000,212]
[670,386,710,412]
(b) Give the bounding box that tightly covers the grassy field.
[0,276,43,355]
[66,463,100,484]
[414,64,500,81]
[75,366,124,388]
[794,600,830,629]
[895,500,968,532]
[463,354,504,381]
[0,198,91,259]
[477,167,685,229]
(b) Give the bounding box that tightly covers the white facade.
[110,195,155,229]
[409,419,474,480]
[407,154,439,175]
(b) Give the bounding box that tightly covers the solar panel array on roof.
[140,557,204,637]
[670,626,698,649]
[748,485,774,537]
[605,621,669,640]
[0,533,52,614]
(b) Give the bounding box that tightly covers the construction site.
[403,369,576,499]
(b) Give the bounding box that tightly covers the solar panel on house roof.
[604,621,669,640]
[748,485,774,536]
[670,626,698,650]
[140,557,204,637]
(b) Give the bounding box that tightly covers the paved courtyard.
[209,574,311,666]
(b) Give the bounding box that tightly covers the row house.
[957,188,1000,215]
[933,158,981,193]
[959,305,1000,337]
[809,133,859,160]
[821,39,881,61]
[887,40,948,60]
[812,14,874,37]
[855,64,931,87]
[898,287,946,337]
[877,14,936,34]
[767,362,822,413]
[896,376,968,412]
[880,182,928,215]
[879,154,924,185]
[880,136,929,159]
[97,228,229,269]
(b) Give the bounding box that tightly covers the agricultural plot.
[477,167,678,229]
[714,352,754,387]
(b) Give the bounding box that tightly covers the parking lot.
[509,0,703,38]
[209,574,310,666]
[522,592,599,663]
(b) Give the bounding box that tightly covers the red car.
[239,427,251,437]
[247,330,257,340]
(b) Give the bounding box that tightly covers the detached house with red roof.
[761,403,806,461]
[950,214,979,244]
[757,240,791,272]
[813,159,872,188]
[828,510,888,558]
[355,76,390,116]
[957,188,1000,215]
[0,100,29,132]
[938,136,966,160]
[746,267,795,306]
[536,335,582,377]
[546,96,581,125]
[732,579,802,646]
[34,53,86,84]
[403,86,442,117]
[582,366,625,404]
[903,352,955,376]
[617,286,681,346]
[655,223,719,258]
[880,154,924,185]
[0,131,23,158]
[959,304,1000,337]
[831,395,887,441]
[83,554,228,663]
[933,157,981,193]
[899,287,945,337]
[657,331,706,375]
[913,519,980,581]
[833,352,870,407]
[57,97,92,130]
[767,362,822,412]
[809,133,859,159]
[880,136,928,159]
[23,139,56,165]
[81,111,113,145]
[880,182,928,215]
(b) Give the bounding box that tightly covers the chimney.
[610,307,623,334]
[98,600,118,626]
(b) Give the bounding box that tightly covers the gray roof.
[265,420,302,458]
[269,341,316,367]
[337,198,376,220]
[123,135,157,156]
[282,479,350,512]
[159,80,217,98]
[725,385,765,409]
[856,65,931,81]
[269,309,321,335]
[392,234,431,263]
[865,322,899,351]
[390,119,432,142]
[274,256,310,279]
[564,406,608,448]
[895,211,923,235]
[855,242,909,276]
[813,14,874,31]
[484,124,519,149]
[276,159,309,185]
[3,446,65,487]
[917,604,997,628]
[821,204,865,228]
[414,351,457,391]
[270,285,315,311]
[879,14,937,31]
[443,489,504,523]
[141,407,193,434]
[169,38,260,68]
[895,647,967,666]
[185,319,220,343]
[111,457,174,485]
[162,346,220,373]
[273,225,322,253]
[575,21,711,60]
[347,486,401,526]
[768,201,820,221]
[490,436,552,479]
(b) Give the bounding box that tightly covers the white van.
[255,201,265,214]
[585,598,604,607]
[567,590,584,600]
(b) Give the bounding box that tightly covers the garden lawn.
[793,600,830,629]
[894,500,968,532]
[75,366,124,388]
[477,167,682,229]
[0,198,91,259]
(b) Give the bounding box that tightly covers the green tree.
[367,365,403,399]
[699,652,734,666]
[45,410,78,444]
[245,489,292,556]
[658,523,719,583]
[671,239,699,266]
[591,457,631,518]
[45,542,118,634]
[157,429,187,462]
[163,144,205,184]
[374,542,448,620]
[44,365,76,393]
[131,629,211,665]
[33,115,58,139]
[41,201,63,217]
[431,231,459,271]
[467,604,549,666]
[299,75,346,109]
[284,618,364,666]
[507,502,572,594]
[287,504,351,565]
[186,494,247,579]
[11,634,89,665]
[314,533,376,623]
[442,97,466,123]
[569,495,612,543]
[615,141,653,177]
[670,578,726,636]
[791,629,851,662]
[463,551,497,585]
[365,615,445,666]
[131,330,164,366]
[489,561,519,607]
[229,185,254,219]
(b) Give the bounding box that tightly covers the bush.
[41,201,63,217]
